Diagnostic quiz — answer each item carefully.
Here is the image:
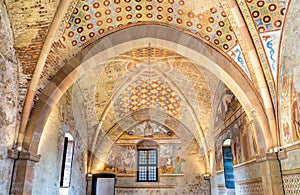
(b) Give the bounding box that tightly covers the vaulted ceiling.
[4,0,290,158]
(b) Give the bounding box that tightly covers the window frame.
[60,134,75,188]
[137,148,158,182]
[222,139,235,189]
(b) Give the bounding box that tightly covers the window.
[137,149,158,182]
[136,139,159,182]
[60,133,74,188]
[222,139,235,189]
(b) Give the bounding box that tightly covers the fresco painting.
[159,145,184,174]
[103,145,136,174]
[215,136,227,171]
[279,62,300,144]
[239,115,258,162]
[292,67,300,140]
[121,121,176,139]
[280,65,293,144]
[215,114,257,171]
[103,144,184,175]
[215,89,241,129]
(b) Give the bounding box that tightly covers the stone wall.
[0,2,19,195]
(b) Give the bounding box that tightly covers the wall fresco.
[215,114,257,171]
[279,61,300,144]
[121,121,176,139]
[159,145,183,174]
[103,144,184,175]
[214,89,241,129]
[292,74,300,140]
[104,145,136,174]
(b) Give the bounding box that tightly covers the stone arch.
[24,24,272,158]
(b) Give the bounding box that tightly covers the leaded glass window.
[137,149,158,182]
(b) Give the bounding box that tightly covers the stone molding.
[7,149,40,162]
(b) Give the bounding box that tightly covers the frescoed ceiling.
[75,47,219,142]
[5,0,291,156]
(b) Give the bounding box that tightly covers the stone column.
[86,174,93,195]
[7,149,40,195]
[256,153,284,195]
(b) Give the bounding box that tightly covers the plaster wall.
[278,1,300,194]
[0,2,19,194]
[32,91,87,195]
[32,102,62,195]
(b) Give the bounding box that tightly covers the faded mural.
[279,59,300,145]
[121,121,176,139]
[215,89,241,129]
[215,112,257,171]
[102,121,185,175]
[102,144,184,175]
[103,145,136,174]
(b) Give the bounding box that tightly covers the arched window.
[222,139,235,189]
[60,133,74,188]
[136,139,159,182]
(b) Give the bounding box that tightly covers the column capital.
[7,149,40,162]
[256,152,278,162]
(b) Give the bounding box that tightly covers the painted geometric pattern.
[246,0,288,85]
[221,1,253,82]
[56,0,78,41]
[246,0,287,33]
[260,30,281,84]
[227,43,251,79]
[63,0,237,53]
[122,47,177,59]
[171,61,212,109]
[237,0,288,105]
[95,61,127,118]
[95,47,215,121]
[113,77,182,118]
[94,48,176,119]
[236,181,263,195]
[283,172,300,195]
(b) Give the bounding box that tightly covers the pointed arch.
[24,25,273,159]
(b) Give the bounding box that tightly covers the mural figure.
[215,89,240,128]
[122,121,175,138]
[232,132,241,165]
[172,157,184,174]
[215,133,229,171]
[283,117,292,144]
[215,113,257,171]
[292,65,300,139]
[159,145,181,174]
[105,145,136,174]
[292,82,300,139]
[239,116,257,161]
[280,65,293,144]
